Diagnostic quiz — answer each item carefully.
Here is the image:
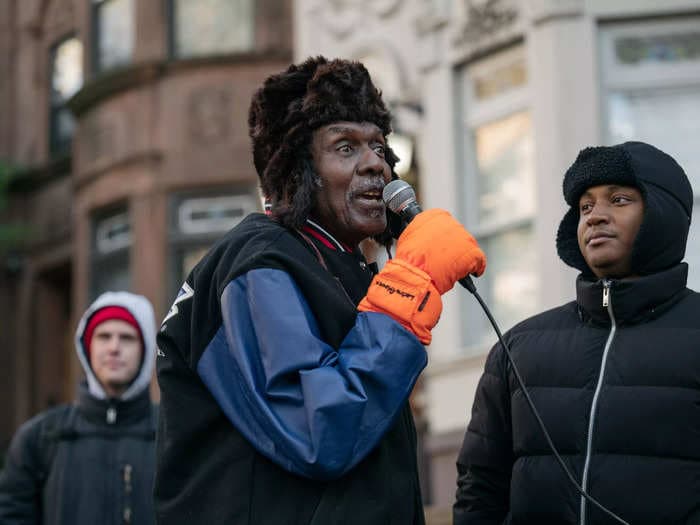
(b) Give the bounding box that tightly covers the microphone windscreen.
[383,179,416,215]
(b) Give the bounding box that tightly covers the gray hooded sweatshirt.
[0,291,158,525]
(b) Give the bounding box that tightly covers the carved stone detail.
[523,0,584,25]
[370,0,404,16]
[456,0,518,44]
[311,0,363,39]
[81,113,118,166]
[311,0,407,38]
[187,86,232,144]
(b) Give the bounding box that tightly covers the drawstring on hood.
[75,291,157,401]
[556,141,693,277]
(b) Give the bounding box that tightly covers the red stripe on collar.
[302,225,336,250]
[302,221,354,252]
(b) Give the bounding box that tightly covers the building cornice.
[67,51,292,118]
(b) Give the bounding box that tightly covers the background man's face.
[89,319,142,398]
[577,184,644,279]
[310,121,392,246]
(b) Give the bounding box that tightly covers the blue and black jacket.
[154,213,427,524]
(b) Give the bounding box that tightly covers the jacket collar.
[302,219,355,253]
[76,381,152,426]
[576,263,689,326]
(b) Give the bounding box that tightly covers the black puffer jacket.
[455,264,700,524]
[455,142,700,524]
[0,384,157,525]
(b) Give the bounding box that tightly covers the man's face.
[577,184,644,279]
[310,121,392,246]
[89,319,142,398]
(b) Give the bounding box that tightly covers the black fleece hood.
[556,141,693,276]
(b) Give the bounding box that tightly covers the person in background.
[0,291,158,525]
[454,141,700,524]
[154,56,486,524]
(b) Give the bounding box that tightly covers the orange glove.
[358,209,486,345]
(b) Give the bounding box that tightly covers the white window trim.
[458,44,537,354]
[96,211,132,254]
[178,194,258,235]
[599,16,700,198]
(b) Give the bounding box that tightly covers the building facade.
[295,0,700,519]
[0,0,292,450]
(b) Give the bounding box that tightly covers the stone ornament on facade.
[80,112,118,167]
[523,0,584,25]
[311,0,407,38]
[187,86,232,144]
[456,0,518,44]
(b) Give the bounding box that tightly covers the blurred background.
[1,0,699,522]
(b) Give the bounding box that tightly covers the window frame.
[457,45,538,353]
[167,188,260,298]
[48,33,83,157]
[91,0,134,74]
[599,16,700,290]
[90,205,132,299]
[167,0,256,60]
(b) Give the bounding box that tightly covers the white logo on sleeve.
[161,282,195,329]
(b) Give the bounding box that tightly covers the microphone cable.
[461,275,630,525]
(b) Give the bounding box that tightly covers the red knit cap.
[83,306,143,359]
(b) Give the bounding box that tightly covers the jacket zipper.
[122,463,133,524]
[107,405,117,424]
[580,279,615,525]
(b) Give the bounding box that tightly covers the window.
[600,18,700,290]
[168,191,259,296]
[170,0,254,58]
[49,36,83,156]
[458,46,539,350]
[92,0,134,72]
[91,209,131,298]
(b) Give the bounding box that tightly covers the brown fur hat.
[248,56,398,231]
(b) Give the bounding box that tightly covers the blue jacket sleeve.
[196,268,427,480]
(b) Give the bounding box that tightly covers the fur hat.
[248,56,398,232]
[556,141,693,276]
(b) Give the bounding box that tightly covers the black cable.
[462,275,630,525]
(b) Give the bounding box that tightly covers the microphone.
[382,179,477,292]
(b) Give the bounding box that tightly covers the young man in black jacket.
[454,141,700,524]
[154,57,486,524]
[0,291,158,525]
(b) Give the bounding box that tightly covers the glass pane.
[606,85,700,290]
[475,111,535,225]
[607,86,700,193]
[615,31,700,65]
[474,60,527,101]
[51,108,76,154]
[96,0,134,71]
[51,37,83,105]
[481,226,539,336]
[174,0,254,58]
